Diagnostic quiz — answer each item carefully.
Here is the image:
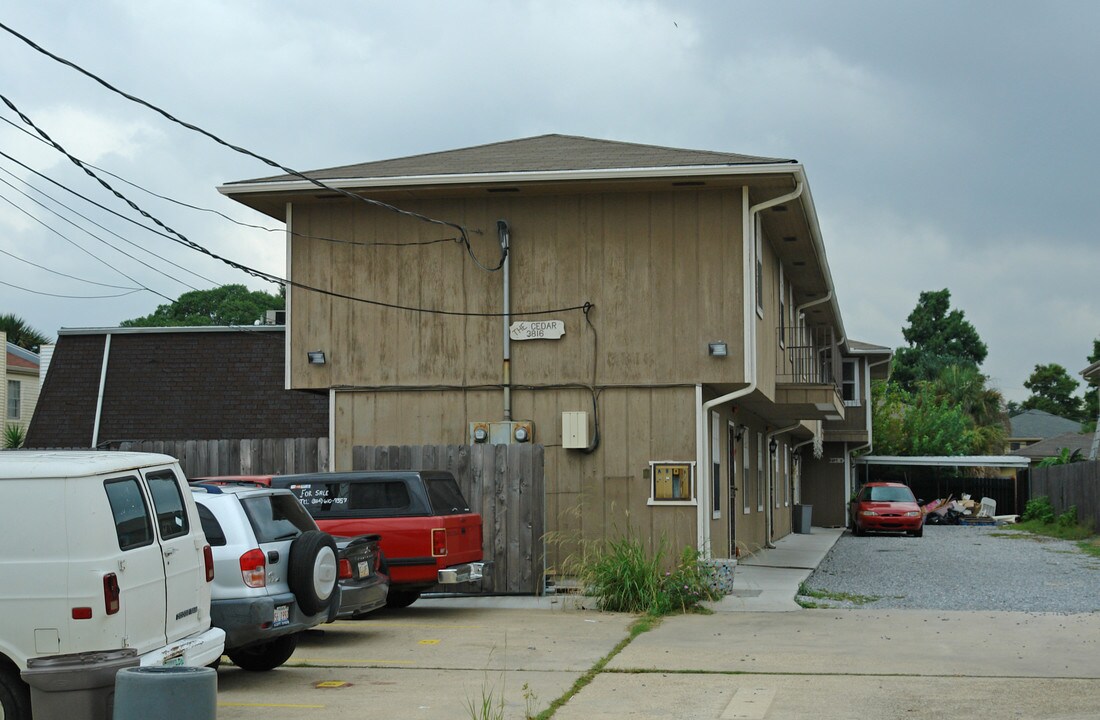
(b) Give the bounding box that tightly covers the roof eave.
[217,161,801,197]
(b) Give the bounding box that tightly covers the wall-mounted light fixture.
[708,342,729,357]
[769,437,778,454]
[307,350,326,365]
[734,425,746,442]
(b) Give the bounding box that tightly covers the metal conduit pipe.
[498,220,512,421]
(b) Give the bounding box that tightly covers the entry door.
[727,421,738,557]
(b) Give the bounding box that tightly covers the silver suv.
[191,483,338,671]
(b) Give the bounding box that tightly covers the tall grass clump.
[567,535,721,616]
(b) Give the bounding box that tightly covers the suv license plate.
[273,604,290,627]
[358,560,372,578]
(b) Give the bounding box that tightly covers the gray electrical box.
[562,411,588,449]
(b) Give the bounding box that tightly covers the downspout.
[695,181,804,556]
[765,422,801,547]
[499,220,512,421]
[91,333,111,448]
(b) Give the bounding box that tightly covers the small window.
[351,481,412,512]
[6,380,19,420]
[241,494,317,543]
[197,505,227,547]
[755,218,764,318]
[104,477,154,551]
[756,433,765,512]
[842,360,860,407]
[649,462,695,504]
[425,477,470,515]
[146,470,189,540]
[743,428,752,514]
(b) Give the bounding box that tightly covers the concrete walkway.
[705,526,844,611]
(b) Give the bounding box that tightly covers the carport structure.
[852,455,1032,516]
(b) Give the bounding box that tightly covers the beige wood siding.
[287,189,746,391]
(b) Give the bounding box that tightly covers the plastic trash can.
[793,504,813,534]
[21,649,139,720]
[113,665,216,720]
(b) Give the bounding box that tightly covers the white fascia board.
[854,455,1031,468]
[1081,360,1100,379]
[217,162,801,196]
[57,326,284,336]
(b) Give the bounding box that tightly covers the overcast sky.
[2,1,1097,402]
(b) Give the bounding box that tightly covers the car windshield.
[241,494,318,542]
[863,486,915,503]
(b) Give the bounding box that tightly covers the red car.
[850,482,924,537]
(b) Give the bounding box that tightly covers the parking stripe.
[219,703,326,709]
[287,658,415,665]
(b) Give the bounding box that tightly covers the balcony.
[773,325,844,423]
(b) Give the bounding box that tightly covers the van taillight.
[239,549,266,588]
[204,545,215,582]
[431,528,447,557]
[338,558,353,579]
[104,573,121,615]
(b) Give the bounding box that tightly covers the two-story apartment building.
[221,134,886,568]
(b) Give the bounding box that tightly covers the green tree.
[892,289,988,392]
[1082,339,1099,432]
[932,365,1009,455]
[872,379,978,456]
[1022,363,1082,421]
[0,313,51,351]
[120,285,285,327]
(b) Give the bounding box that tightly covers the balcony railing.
[776,325,840,389]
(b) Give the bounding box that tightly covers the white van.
[0,452,226,720]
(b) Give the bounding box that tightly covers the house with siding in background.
[3,332,41,441]
[220,134,888,573]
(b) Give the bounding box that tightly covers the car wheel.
[227,634,299,672]
[853,523,863,536]
[911,526,924,538]
[0,664,32,720]
[385,590,422,609]
[289,531,338,616]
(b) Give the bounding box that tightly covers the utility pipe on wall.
[498,220,512,421]
[695,181,805,556]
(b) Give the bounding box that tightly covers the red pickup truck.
[265,471,484,608]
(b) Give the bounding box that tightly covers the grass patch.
[796,582,880,607]
[562,535,722,616]
[1079,536,1100,559]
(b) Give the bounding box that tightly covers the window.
[241,494,317,542]
[425,478,470,515]
[773,442,779,508]
[712,413,721,520]
[104,477,154,551]
[649,462,695,504]
[779,265,786,348]
[197,505,227,546]
[756,433,764,512]
[146,470,189,540]
[6,380,19,419]
[783,443,790,507]
[743,428,751,514]
[755,218,764,317]
[842,360,860,406]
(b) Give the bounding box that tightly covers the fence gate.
[352,443,546,596]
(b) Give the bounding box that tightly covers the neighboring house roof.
[24,326,327,448]
[1008,432,1091,460]
[1082,360,1100,380]
[6,341,40,372]
[1008,409,1082,439]
[846,339,893,380]
[226,134,795,186]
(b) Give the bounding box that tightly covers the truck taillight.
[239,549,266,588]
[338,558,353,579]
[204,545,215,582]
[431,528,447,557]
[104,573,121,615]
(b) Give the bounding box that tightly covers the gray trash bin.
[21,649,139,720]
[793,504,813,534]
[113,666,217,720]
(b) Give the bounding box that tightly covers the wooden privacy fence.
[352,444,545,596]
[113,438,329,478]
[1030,461,1100,531]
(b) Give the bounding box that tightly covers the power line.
[0,165,209,291]
[0,277,144,299]
[0,244,140,289]
[1,115,468,252]
[0,22,507,272]
[0,182,174,301]
[0,93,592,319]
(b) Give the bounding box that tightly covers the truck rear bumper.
[438,562,484,584]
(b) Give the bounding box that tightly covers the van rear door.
[143,468,208,647]
[101,475,168,654]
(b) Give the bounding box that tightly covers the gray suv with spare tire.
[191,483,338,671]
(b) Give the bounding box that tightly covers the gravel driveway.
[801,525,1100,613]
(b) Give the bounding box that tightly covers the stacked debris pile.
[923,494,1016,525]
